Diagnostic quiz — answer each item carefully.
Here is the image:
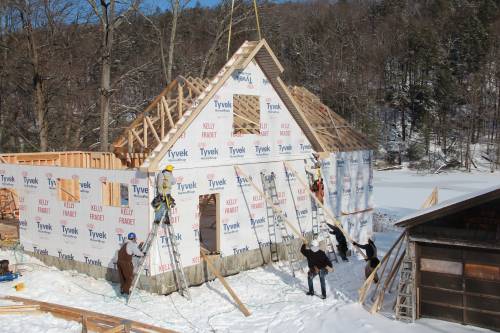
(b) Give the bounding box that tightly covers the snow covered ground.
[0,169,498,333]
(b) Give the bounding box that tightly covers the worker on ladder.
[153,164,176,225]
[117,232,145,295]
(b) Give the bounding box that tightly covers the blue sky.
[143,0,221,11]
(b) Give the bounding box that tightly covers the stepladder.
[395,255,416,322]
[127,202,190,303]
[261,171,303,277]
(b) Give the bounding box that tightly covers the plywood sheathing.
[289,86,375,152]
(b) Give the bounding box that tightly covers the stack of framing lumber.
[358,187,439,314]
[0,151,126,170]
[0,296,177,333]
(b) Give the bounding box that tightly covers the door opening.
[198,194,219,254]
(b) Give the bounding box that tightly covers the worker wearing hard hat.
[153,164,176,224]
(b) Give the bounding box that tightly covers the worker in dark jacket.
[300,239,333,299]
[117,232,145,295]
[353,238,380,283]
[326,223,348,261]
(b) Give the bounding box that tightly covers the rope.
[226,0,235,61]
[253,0,262,40]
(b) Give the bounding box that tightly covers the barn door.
[417,242,500,331]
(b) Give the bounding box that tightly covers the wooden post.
[177,83,183,118]
[143,117,148,147]
[200,249,251,317]
[159,102,165,138]
[162,97,174,128]
[233,166,306,241]
[283,162,366,258]
[81,314,88,333]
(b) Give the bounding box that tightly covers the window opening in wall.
[102,182,129,207]
[233,94,260,135]
[58,178,80,202]
[198,194,219,253]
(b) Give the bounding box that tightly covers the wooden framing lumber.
[357,234,407,303]
[282,162,366,258]
[421,187,438,209]
[233,165,305,241]
[145,116,161,144]
[162,97,174,128]
[200,248,251,317]
[370,250,405,314]
[0,296,177,333]
[0,304,40,315]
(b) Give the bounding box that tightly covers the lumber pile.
[0,296,177,333]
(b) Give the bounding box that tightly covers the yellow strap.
[253,0,262,40]
[226,0,235,61]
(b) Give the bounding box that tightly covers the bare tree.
[86,0,140,151]
[11,0,50,151]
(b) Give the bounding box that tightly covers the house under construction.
[0,40,374,294]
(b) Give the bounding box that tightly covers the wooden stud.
[159,103,165,138]
[162,97,175,128]
[145,116,161,144]
[0,296,176,333]
[177,83,183,118]
[130,129,145,148]
[143,117,148,148]
[200,249,251,317]
[81,314,88,333]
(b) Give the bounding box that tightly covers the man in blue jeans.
[300,239,333,299]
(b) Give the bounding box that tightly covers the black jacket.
[300,244,333,270]
[356,241,377,259]
[327,224,347,246]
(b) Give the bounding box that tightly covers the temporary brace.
[260,171,302,276]
[127,206,190,304]
[283,161,367,260]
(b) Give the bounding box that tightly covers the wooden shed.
[396,185,500,331]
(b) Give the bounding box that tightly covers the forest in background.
[0,0,499,171]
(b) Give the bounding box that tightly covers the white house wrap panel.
[3,50,373,278]
[1,165,150,269]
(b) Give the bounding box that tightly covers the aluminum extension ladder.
[308,173,339,263]
[395,256,416,322]
[127,206,190,304]
[261,172,302,277]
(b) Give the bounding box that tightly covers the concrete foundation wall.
[26,236,308,295]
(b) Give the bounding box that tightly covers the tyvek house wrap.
[3,165,150,269]
[320,150,374,245]
[8,57,373,277]
[150,60,318,275]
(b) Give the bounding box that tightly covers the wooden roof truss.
[112,76,210,167]
[289,86,374,152]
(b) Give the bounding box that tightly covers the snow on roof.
[396,184,500,228]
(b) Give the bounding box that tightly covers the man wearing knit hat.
[300,239,333,299]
